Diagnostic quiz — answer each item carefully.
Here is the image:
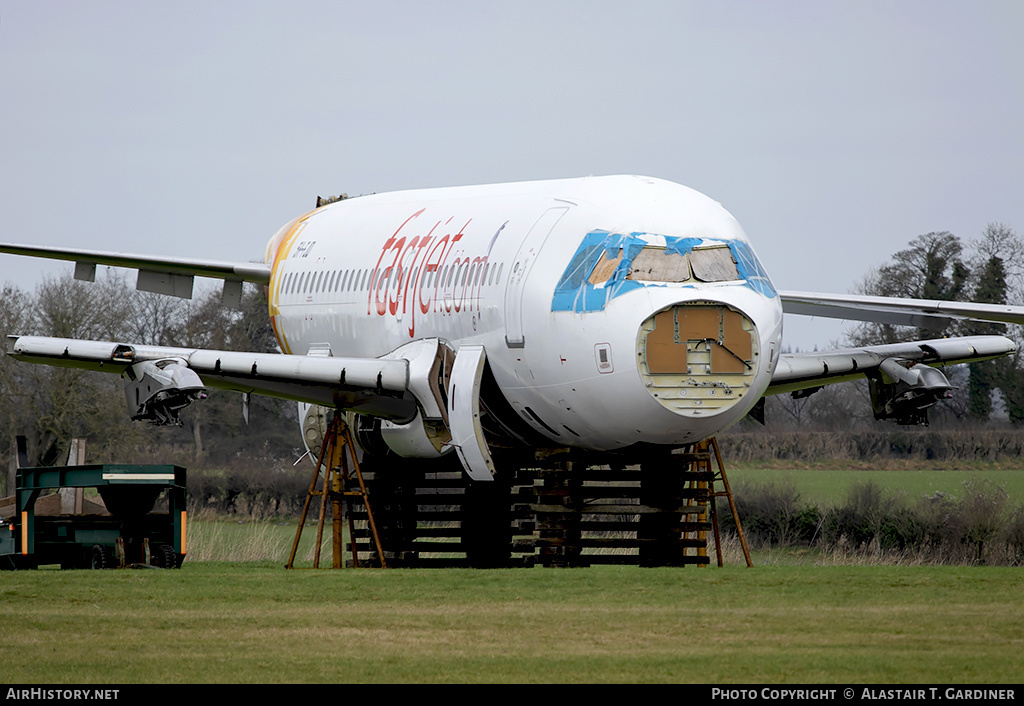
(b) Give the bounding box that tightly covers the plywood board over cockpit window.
[587,248,624,285]
[626,248,691,282]
[690,245,740,282]
[554,231,776,314]
[595,244,739,285]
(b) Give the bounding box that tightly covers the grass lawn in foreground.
[1,563,1020,684]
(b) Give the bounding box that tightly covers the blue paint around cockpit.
[551,230,776,313]
[730,239,777,299]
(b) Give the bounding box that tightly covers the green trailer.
[0,464,187,570]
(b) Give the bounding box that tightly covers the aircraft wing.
[770,334,1015,397]
[0,242,271,306]
[779,290,1024,328]
[4,334,437,425]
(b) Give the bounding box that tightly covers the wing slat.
[6,335,415,420]
[768,335,1016,396]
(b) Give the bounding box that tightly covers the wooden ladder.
[692,437,752,567]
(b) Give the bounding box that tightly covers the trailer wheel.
[151,543,179,569]
[89,544,116,570]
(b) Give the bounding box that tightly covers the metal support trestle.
[286,414,387,569]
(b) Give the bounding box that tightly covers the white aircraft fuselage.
[5,173,1019,479]
[263,175,783,454]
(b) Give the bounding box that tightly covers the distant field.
[1,563,1020,684]
[185,513,324,566]
[724,467,1024,506]
[179,467,1024,569]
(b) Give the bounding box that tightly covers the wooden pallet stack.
[343,445,744,568]
[516,451,714,567]
[346,460,534,568]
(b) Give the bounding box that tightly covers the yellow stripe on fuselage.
[266,209,318,355]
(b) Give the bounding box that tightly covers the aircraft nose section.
[636,300,761,418]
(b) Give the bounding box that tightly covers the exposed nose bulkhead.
[637,301,760,418]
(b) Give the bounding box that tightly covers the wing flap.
[780,290,1024,328]
[0,242,271,302]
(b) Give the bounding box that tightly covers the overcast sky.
[1,1,1021,350]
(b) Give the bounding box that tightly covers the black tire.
[89,544,116,570]
[151,543,179,568]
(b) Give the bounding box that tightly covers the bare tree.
[32,270,134,340]
[970,223,1024,300]
[126,290,188,345]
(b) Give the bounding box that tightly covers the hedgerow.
[718,478,1024,565]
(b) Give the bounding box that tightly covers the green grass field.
[1,563,1021,684]
[3,468,1022,685]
